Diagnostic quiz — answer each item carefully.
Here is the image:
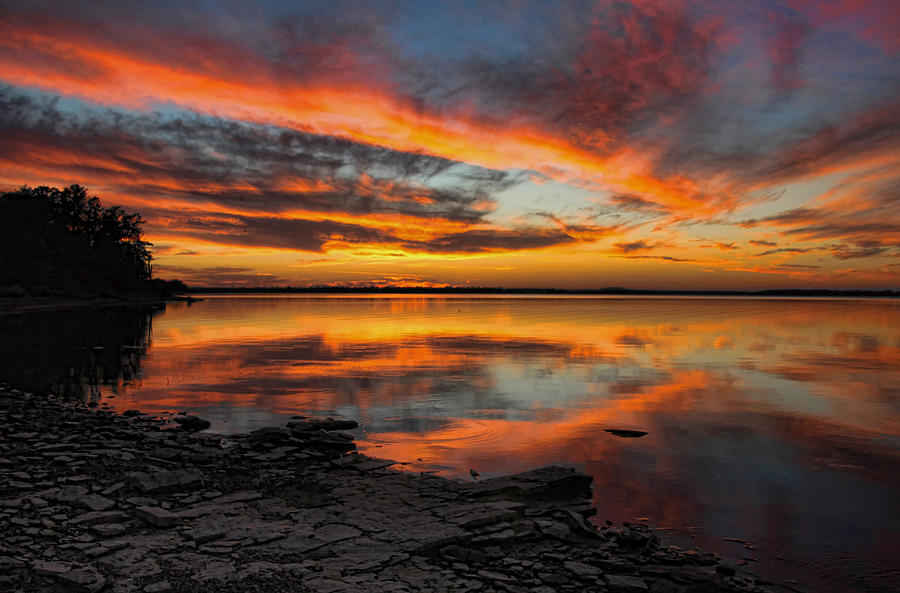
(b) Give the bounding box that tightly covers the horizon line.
[179,285,900,297]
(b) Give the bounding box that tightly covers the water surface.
[2,295,898,591]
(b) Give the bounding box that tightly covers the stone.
[70,510,131,525]
[355,459,397,472]
[76,495,115,512]
[564,560,603,579]
[316,523,362,543]
[717,564,737,577]
[250,426,292,443]
[477,570,515,583]
[127,469,203,494]
[469,466,593,502]
[605,574,650,592]
[134,506,180,527]
[54,485,89,503]
[187,527,227,544]
[143,582,171,593]
[174,415,210,431]
[32,559,73,576]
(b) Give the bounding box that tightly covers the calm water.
[2,295,899,591]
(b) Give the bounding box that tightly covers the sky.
[0,0,898,289]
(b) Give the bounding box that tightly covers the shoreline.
[0,385,782,593]
[0,295,198,316]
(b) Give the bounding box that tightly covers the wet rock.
[249,426,292,444]
[308,418,359,431]
[468,465,593,502]
[173,415,210,432]
[717,564,737,577]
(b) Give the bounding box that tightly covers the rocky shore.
[0,385,779,593]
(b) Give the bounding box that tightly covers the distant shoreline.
[183,286,900,298]
[0,294,197,315]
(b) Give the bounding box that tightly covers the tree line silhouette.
[0,184,182,297]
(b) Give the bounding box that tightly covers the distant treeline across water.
[185,286,900,297]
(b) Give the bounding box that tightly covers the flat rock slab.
[76,494,115,511]
[467,465,593,501]
[127,469,203,494]
[134,505,180,527]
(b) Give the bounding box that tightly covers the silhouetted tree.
[0,185,154,296]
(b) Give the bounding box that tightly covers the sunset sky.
[1,0,898,289]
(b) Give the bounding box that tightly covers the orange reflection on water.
[6,295,898,592]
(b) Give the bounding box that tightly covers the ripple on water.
[360,417,497,446]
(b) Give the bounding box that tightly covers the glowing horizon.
[1,0,898,289]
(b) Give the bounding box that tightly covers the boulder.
[174,415,210,432]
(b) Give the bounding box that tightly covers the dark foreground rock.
[0,385,778,593]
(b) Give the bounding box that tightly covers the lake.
[2,295,898,592]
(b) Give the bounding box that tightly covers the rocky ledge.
[0,385,777,593]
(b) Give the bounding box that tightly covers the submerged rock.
[174,414,211,431]
[605,429,649,438]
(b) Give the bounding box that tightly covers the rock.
[468,465,593,502]
[605,574,650,592]
[32,560,105,592]
[174,415,210,432]
[187,527,226,544]
[32,559,73,576]
[70,510,131,525]
[354,458,397,472]
[249,426,292,443]
[309,418,359,431]
[127,469,203,494]
[605,429,648,438]
[564,560,603,579]
[143,582,171,593]
[60,567,105,592]
[134,506,180,527]
[717,564,737,577]
[477,570,515,583]
[539,572,570,585]
[54,485,89,503]
[76,494,115,512]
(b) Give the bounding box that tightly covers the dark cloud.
[766,10,810,90]
[152,265,292,286]
[615,240,654,253]
[622,255,699,263]
[149,208,604,255]
[754,104,900,184]
[702,241,737,251]
[420,228,580,254]
[155,211,399,252]
[0,87,511,224]
[415,1,713,151]
[609,195,669,213]
[830,241,889,260]
[750,239,777,247]
[754,247,817,257]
